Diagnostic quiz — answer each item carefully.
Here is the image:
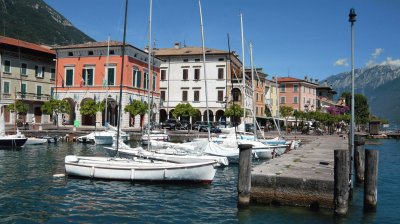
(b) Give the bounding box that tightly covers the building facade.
[316,81,337,112]
[277,76,318,112]
[54,41,161,128]
[0,36,55,127]
[154,43,242,124]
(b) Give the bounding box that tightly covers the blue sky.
[44,0,400,81]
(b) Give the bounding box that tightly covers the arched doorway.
[159,109,167,123]
[202,110,213,122]
[168,109,175,119]
[102,97,118,126]
[232,88,242,102]
[64,98,76,125]
[81,98,95,126]
[215,110,225,123]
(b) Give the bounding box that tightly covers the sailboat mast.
[198,0,211,140]
[116,0,128,155]
[249,42,257,138]
[147,0,153,150]
[240,13,246,126]
[104,35,110,125]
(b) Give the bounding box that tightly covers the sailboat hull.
[0,137,27,147]
[65,155,217,183]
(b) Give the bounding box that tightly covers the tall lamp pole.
[349,8,357,196]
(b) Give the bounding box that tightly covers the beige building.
[0,36,55,126]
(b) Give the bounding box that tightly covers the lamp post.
[349,8,357,198]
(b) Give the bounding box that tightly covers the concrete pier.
[251,135,348,209]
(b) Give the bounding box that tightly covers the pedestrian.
[32,117,36,130]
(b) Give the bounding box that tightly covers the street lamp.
[349,7,356,197]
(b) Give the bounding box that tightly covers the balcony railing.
[15,92,51,101]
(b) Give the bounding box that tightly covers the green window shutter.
[66,69,73,86]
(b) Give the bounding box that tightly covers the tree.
[172,103,200,120]
[124,100,148,127]
[79,99,103,127]
[41,99,71,128]
[7,100,29,127]
[340,92,370,129]
[280,105,293,133]
[225,104,243,125]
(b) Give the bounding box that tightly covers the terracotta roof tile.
[154,47,228,56]
[52,40,125,49]
[0,35,55,54]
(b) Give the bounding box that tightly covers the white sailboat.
[0,105,27,148]
[64,0,217,183]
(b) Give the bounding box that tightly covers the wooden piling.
[334,149,349,215]
[354,134,366,183]
[238,144,252,208]
[364,149,379,211]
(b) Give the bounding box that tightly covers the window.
[218,58,224,61]
[35,65,39,77]
[133,68,141,88]
[256,93,259,101]
[194,90,200,101]
[195,59,200,62]
[107,67,115,86]
[109,50,115,55]
[294,84,298,92]
[194,68,200,80]
[303,86,306,93]
[82,68,94,86]
[182,90,188,101]
[294,96,298,104]
[65,68,74,86]
[88,51,94,55]
[68,52,73,56]
[4,60,11,73]
[161,69,166,81]
[21,83,26,99]
[161,91,166,101]
[280,96,285,104]
[280,84,285,92]
[20,63,27,75]
[183,69,188,80]
[183,59,189,62]
[3,81,10,94]
[218,68,224,79]
[50,68,55,80]
[152,73,156,91]
[233,89,240,102]
[36,85,42,100]
[218,91,223,102]
[144,72,149,90]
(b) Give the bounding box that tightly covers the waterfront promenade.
[251,134,348,209]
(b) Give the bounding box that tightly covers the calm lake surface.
[0,139,399,223]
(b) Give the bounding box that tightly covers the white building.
[154,43,242,124]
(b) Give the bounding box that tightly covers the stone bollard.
[354,134,366,183]
[364,149,379,211]
[334,149,350,215]
[237,144,252,208]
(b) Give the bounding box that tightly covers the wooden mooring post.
[364,149,379,211]
[237,144,252,208]
[334,149,350,215]
[354,134,366,183]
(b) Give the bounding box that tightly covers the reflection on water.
[0,139,399,223]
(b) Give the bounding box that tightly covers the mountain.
[0,0,94,46]
[322,65,400,124]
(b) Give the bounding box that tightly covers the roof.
[52,40,125,49]
[277,76,318,85]
[154,46,228,56]
[0,35,55,54]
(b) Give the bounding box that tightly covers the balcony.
[15,92,51,102]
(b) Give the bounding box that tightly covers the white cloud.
[372,48,384,58]
[366,60,377,67]
[334,58,349,67]
[380,57,400,67]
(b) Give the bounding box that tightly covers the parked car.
[180,120,192,130]
[245,123,255,132]
[161,119,181,130]
[144,121,160,130]
[192,121,208,130]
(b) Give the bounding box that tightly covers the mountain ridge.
[0,0,94,46]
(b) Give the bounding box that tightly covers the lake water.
[0,139,399,223]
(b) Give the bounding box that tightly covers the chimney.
[144,46,149,53]
[174,42,180,49]
[310,78,313,83]
[304,76,308,81]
